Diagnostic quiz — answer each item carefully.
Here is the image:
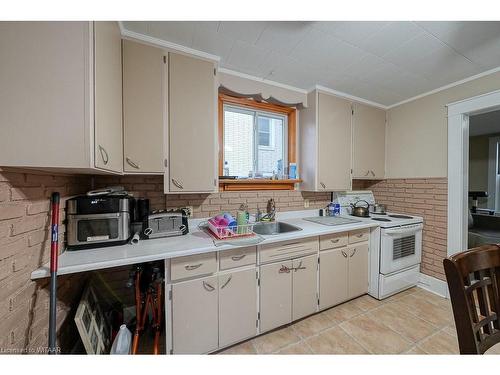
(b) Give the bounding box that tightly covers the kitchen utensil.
[48,192,60,354]
[370,203,387,214]
[350,200,370,217]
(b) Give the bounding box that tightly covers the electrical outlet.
[304,199,310,208]
[184,206,193,217]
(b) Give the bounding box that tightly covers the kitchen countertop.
[30,210,379,280]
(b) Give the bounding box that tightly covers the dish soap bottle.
[237,203,249,234]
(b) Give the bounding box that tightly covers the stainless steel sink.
[252,221,302,235]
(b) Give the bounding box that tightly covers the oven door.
[380,223,423,275]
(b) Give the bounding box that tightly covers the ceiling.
[122,21,500,107]
[470,109,500,136]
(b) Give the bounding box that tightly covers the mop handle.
[48,192,60,354]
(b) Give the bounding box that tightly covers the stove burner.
[372,218,391,222]
[388,214,413,219]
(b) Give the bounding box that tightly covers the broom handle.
[48,192,60,354]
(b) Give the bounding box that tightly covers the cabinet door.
[171,276,218,354]
[0,22,91,169]
[219,269,257,347]
[292,255,318,321]
[168,53,217,192]
[122,40,166,173]
[319,248,348,309]
[94,21,123,173]
[317,92,352,191]
[259,260,292,332]
[348,243,369,298]
[352,103,386,179]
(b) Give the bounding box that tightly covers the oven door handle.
[383,224,423,235]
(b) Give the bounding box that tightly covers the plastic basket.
[207,220,256,240]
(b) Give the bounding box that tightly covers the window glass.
[223,105,287,178]
[223,107,254,178]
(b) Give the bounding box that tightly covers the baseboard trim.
[417,272,449,299]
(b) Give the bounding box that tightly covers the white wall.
[386,71,500,178]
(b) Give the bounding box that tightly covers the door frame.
[447,89,500,256]
[487,136,500,211]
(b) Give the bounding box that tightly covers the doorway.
[447,89,500,257]
[467,110,500,248]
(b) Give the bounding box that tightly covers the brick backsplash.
[93,175,332,218]
[0,168,91,352]
[354,178,448,281]
[0,170,449,352]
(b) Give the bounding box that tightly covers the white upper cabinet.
[94,22,123,173]
[299,90,352,191]
[122,39,166,174]
[0,21,123,173]
[167,53,218,193]
[352,102,386,179]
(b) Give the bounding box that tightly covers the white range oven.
[380,223,423,275]
[333,191,424,299]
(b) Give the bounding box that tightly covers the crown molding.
[387,65,500,109]
[120,28,220,63]
[218,68,308,94]
[313,85,388,109]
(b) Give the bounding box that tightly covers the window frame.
[218,94,298,190]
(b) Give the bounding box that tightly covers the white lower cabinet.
[168,233,369,353]
[319,248,349,309]
[260,254,319,332]
[171,275,218,354]
[218,268,258,348]
[292,255,318,320]
[259,260,293,332]
[319,241,369,310]
[348,243,369,298]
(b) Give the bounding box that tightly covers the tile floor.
[218,287,500,355]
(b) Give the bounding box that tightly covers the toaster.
[143,209,189,239]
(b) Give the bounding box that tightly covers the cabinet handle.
[171,178,184,189]
[350,248,357,257]
[341,250,348,258]
[202,281,215,292]
[356,233,364,238]
[364,170,370,177]
[330,238,340,243]
[320,182,326,189]
[231,254,246,261]
[279,265,290,273]
[98,145,109,165]
[126,157,140,170]
[370,170,375,177]
[220,275,232,289]
[185,263,202,271]
[293,261,306,272]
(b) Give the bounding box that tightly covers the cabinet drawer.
[219,246,256,270]
[170,252,217,281]
[259,237,319,263]
[320,232,348,250]
[348,229,369,244]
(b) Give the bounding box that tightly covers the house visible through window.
[223,104,287,178]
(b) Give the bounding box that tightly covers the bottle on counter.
[237,203,249,234]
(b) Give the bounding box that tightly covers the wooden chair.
[443,244,500,354]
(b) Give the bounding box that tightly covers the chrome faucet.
[259,198,276,222]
